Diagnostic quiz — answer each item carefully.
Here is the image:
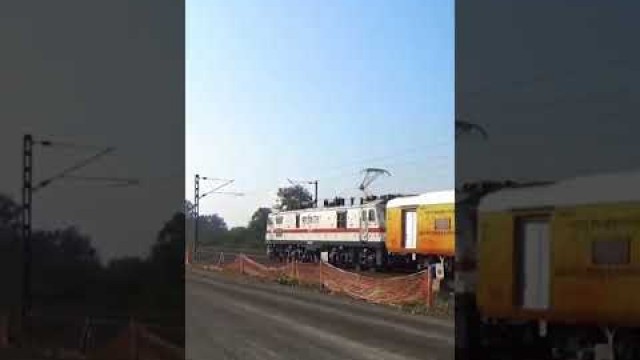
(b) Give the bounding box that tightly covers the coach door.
[516,217,551,310]
[403,209,418,250]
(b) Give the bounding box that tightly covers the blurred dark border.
[0,1,184,358]
[456,1,640,359]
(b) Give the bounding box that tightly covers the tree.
[184,199,195,218]
[199,214,227,234]
[248,207,271,233]
[0,194,20,310]
[197,213,228,246]
[145,212,186,326]
[152,212,185,273]
[0,194,19,230]
[276,185,313,210]
[30,227,102,311]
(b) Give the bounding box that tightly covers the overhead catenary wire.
[33,147,115,192]
[37,140,109,151]
[199,180,235,199]
[60,175,140,187]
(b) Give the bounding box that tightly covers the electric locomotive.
[265,196,393,270]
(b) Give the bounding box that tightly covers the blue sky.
[186,0,454,227]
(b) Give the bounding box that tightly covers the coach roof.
[479,170,640,212]
[386,190,455,208]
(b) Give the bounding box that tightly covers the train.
[264,170,640,358]
[459,170,640,360]
[265,190,455,276]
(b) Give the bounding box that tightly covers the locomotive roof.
[478,170,640,212]
[386,190,455,208]
[270,200,384,215]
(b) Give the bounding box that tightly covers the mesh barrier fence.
[191,252,437,307]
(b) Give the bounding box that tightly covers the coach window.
[435,218,451,231]
[368,209,376,223]
[295,214,300,228]
[592,238,630,265]
[275,216,283,225]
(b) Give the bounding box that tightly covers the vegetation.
[274,185,313,210]
[276,274,299,286]
[187,185,313,250]
[0,194,185,336]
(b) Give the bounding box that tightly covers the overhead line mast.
[192,174,243,260]
[20,134,138,345]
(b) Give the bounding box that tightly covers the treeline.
[0,194,184,332]
[185,200,271,250]
[184,184,313,250]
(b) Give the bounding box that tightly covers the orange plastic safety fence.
[193,253,434,306]
[320,262,432,306]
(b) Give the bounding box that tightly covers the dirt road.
[186,268,454,360]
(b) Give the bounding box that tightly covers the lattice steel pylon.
[20,134,138,345]
[192,174,243,260]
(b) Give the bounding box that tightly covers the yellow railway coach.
[476,171,640,357]
[385,190,455,272]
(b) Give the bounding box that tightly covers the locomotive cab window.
[275,216,283,225]
[337,211,347,228]
[592,238,630,265]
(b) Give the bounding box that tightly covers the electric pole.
[19,134,138,345]
[314,180,318,208]
[21,135,33,341]
[192,174,243,261]
[193,174,200,257]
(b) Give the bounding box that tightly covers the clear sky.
[186,0,454,227]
